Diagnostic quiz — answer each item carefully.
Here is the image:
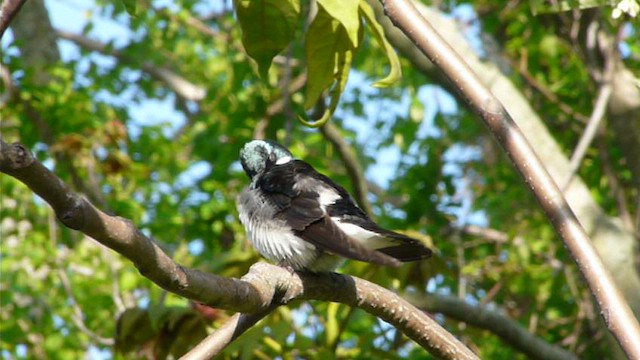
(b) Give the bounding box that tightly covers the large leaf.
[359,0,401,88]
[317,0,361,47]
[235,0,301,78]
[304,6,353,110]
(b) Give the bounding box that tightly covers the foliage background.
[1,0,639,358]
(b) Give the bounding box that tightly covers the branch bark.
[409,293,578,360]
[0,0,27,42]
[0,139,478,360]
[180,306,277,359]
[379,0,640,358]
[368,3,640,331]
[55,30,206,102]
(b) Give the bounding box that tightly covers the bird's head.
[240,140,293,179]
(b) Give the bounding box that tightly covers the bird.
[237,139,432,272]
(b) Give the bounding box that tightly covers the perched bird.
[237,140,432,272]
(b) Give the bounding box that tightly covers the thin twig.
[180,305,278,360]
[380,0,640,357]
[254,73,307,140]
[56,268,116,345]
[55,30,206,101]
[320,122,373,216]
[513,57,590,124]
[330,306,356,353]
[596,137,634,231]
[561,83,612,191]
[49,209,115,346]
[103,247,128,313]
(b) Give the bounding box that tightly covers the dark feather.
[297,216,401,267]
[256,160,401,266]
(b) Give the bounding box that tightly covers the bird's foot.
[277,262,297,274]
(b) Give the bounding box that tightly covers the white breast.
[238,188,318,269]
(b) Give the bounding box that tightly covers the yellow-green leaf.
[360,0,401,87]
[235,0,301,78]
[318,0,361,47]
[299,48,353,127]
[304,6,353,109]
[325,303,340,347]
[529,0,609,14]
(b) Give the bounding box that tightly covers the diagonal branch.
[320,122,373,216]
[380,0,640,358]
[181,305,278,359]
[55,30,206,102]
[562,69,614,190]
[0,139,478,360]
[0,0,27,39]
[409,293,578,360]
[0,140,271,312]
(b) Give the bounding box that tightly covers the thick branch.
[0,140,271,313]
[380,0,640,357]
[410,293,578,360]
[0,0,27,39]
[0,140,477,359]
[370,1,640,327]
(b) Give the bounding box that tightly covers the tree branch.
[409,293,578,360]
[181,305,277,359]
[320,122,373,216]
[368,3,640,354]
[562,30,617,191]
[0,139,478,360]
[55,30,206,102]
[0,0,27,40]
[380,0,640,358]
[57,268,116,346]
[0,140,269,312]
[253,73,307,140]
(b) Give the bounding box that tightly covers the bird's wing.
[297,167,432,262]
[257,160,401,267]
[336,215,432,261]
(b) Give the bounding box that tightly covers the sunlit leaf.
[235,0,301,78]
[359,0,402,87]
[317,0,361,47]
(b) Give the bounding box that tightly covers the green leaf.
[529,0,609,14]
[235,0,301,78]
[118,0,149,16]
[304,6,353,110]
[299,48,353,127]
[120,0,138,16]
[317,0,361,47]
[325,303,340,347]
[359,0,401,87]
